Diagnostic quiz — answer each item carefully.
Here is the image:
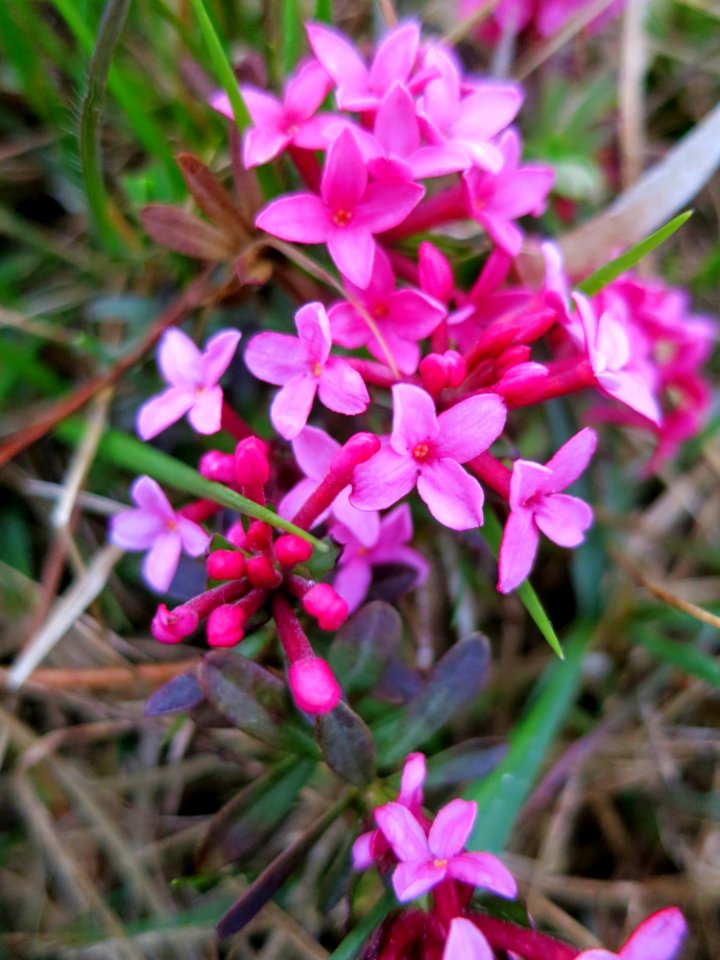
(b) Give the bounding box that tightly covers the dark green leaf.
[144,671,204,716]
[328,601,402,694]
[316,701,376,786]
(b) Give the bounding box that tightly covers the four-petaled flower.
[110,477,210,593]
[243,301,369,439]
[211,60,334,168]
[375,798,517,902]
[255,128,424,288]
[576,907,687,960]
[137,328,241,440]
[351,383,506,530]
[498,427,596,593]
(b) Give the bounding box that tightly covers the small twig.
[513,0,619,80]
[0,657,200,692]
[377,0,398,28]
[443,0,500,46]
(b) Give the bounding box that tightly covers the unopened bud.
[226,521,247,549]
[302,583,349,631]
[418,241,454,303]
[275,534,313,568]
[288,657,342,714]
[207,549,246,581]
[199,450,236,484]
[207,603,245,647]
[246,521,273,552]
[234,436,270,487]
[246,554,282,589]
[151,603,199,644]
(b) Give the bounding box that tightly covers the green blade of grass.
[314,0,333,23]
[329,891,396,960]
[54,420,328,552]
[187,0,281,200]
[482,508,564,659]
[576,211,692,297]
[282,0,302,74]
[633,626,720,688]
[466,621,593,851]
[80,0,132,254]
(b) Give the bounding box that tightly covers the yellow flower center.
[312,362,323,377]
[433,858,448,868]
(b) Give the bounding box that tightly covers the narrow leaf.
[328,601,402,694]
[576,211,692,297]
[176,153,246,237]
[633,626,720,688]
[141,205,236,259]
[329,891,396,960]
[144,671,204,716]
[316,701,376,786]
[282,0,302,74]
[482,509,563,658]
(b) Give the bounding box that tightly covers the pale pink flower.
[110,477,210,593]
[463,129,554,255]
[443,919,494,960]
[332,504,429,612]
[352,752,427,870]
[328,246,445,374]
[243,302,369,440]
[375,798,517,902]
[576,907,687,960]
[255,128,424,288]
[278,426,380,546]
[137,329,241,440]
[211,60,333,168]
[572,293,662,425]
[418,45,523,173]
[306,20,426,112]
[498,428,596,594]
[350,384,506,530]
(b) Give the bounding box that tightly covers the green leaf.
[632,626,720,688]
[576,211,692,297]
[482,509,564,658]
[53,420,327,551]
[466,623,593,853]
[328,601,402,695]
[316,701,376,786]
[281,0,302,74]
[329,891,396,960]
[314,0,333,24]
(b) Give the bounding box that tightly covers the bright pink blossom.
[278,426,380,546]
[110,477,210,593]
[498,428,596,594]
[443,918,494,960]
[211,60,333,167]
[332,504,429,613]
[576,907,687,960]
[306,20,425,112]
[137,328,241,439]
[244,302,369,439]
[350,384,506,530]
[463,129,554,255]
[375,798,517,902]
[254,128,424,288]
[328,246,445,374]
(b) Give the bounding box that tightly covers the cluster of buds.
[354,754,688,960]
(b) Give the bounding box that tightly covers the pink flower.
[350,384,506,530]
[243,302,369,440]
[255,128,424,288]
[352,752,427,870]
[278,426,380,546]
[328,246,445,374]
[498,428,596,594]
[211,60,333,168]
[572,293,662,425]
[576,907,687,960]
[137,329,241,440]
[375,798,517,902]
[306,20,425,112]
[332,504,429,613]
[110,477,210,593]
[443,919,494,960]
[463,129,554,255]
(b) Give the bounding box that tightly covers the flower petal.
[355,180,424,234]
[284,59,333,119]
[369,22,420,94]
[328,302,368,348]
[428,798,477,859]
[417,459,485,530]
[187,385,223,435]
[497,507,539,594]
[332,487,380,547]
[136,388,194,440]
[374,83,420,159]
[278,479,322,525]
[374,801,431,861]
[453,84,523,141]
[240,85,285,128]
[327,226,376,288]
[306,22,368,103]
[142,531,182,593]
[385,290,446,339]
[321,128,368,211]
[350,446,418,511]
[292,425,340,479]
[157,328,202,387]
[295,301,332,367]
[392,861,444,902]
[544,427,597,493]
[509,459,553,510]
[199,330,241,386]
[243,128,291,168]
[110,509,165,551]
[318,358,370,414]
[333,556,373,613]
[620,907,688,960]
[390,383,439,455]
[270,374,318,440]
[435,394,506,462]
[131,476,174,518]
[244,331,308,385]
[443,919,494,960]
[398,752,426,809]
[447,852,518,898]
[176,517,211,556]
[255,193,331,243]
[534,493,593,548]
[351,829,378,871]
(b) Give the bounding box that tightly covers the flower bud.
[207,549,246,581]
[151,603,199,644]
[207,603,245,647]
[418,241,454,304]
[226,521,247,549]
[288,657,341,714]
[199,450,236,484]
[302,583,349,631]
[234,436,270,487]
[246,554,283,589]
[246,521,273,552]
[275,534,313,568]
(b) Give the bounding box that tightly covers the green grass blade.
[187,0,281,200]
[466,622,593,852]
[576,211,692,297]
[329,891,396,960]
[54,420,328,552]
[282,0,302,74]
[633,627,720,688]
[482,509,564,658]
[80,0,132,254]
[314,0,333,23]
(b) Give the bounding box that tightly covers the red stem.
[179,498,223,523]
[469,914,580,960]
[288,146,322,192]
[271,593,314,662]
[178,579,249,621]
[221,401,253,442]
[468,452,512,499]
[346,357,403,388]
[382,185,467,242]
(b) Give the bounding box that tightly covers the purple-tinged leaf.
[328,600,402,694]
[316,701,376,786]
[144,671,204,716]
[141,205,236,260]
[176,152,246,236]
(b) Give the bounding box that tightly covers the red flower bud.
[275,534,313,568]
[207,549,246,581]
[288,657,341,714]
[207,603,245,647]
